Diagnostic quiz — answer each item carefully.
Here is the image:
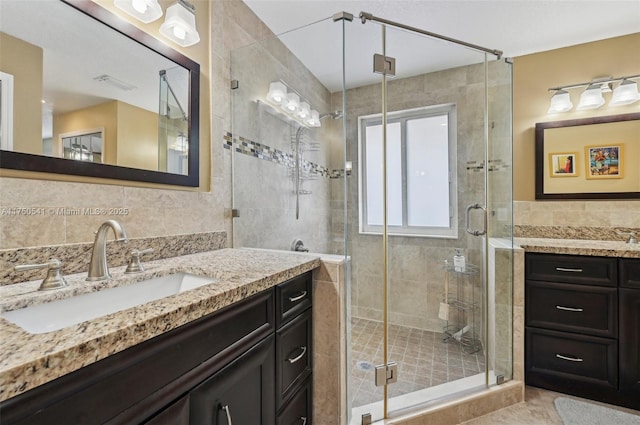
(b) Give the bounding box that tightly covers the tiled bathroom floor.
[350,317,485,408]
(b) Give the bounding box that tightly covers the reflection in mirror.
[0,0,199,186]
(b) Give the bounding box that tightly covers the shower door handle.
[465,204,487,236]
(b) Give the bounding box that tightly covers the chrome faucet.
[87,220,129,281]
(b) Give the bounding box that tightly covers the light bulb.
[173,25,187,40]
[267,82,287,105]
[284,93,300,113]
[132,0,147,13]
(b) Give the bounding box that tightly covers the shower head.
[319,110,343,120]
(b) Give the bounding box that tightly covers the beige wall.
[0,32,43,154]
[513,33,640,201]
[117,102,159,171]
[54,101,118,164]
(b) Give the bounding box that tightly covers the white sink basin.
[2,273,217,334]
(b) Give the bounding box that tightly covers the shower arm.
[359,12,503,59]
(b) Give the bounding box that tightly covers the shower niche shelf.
[442,262,481,354]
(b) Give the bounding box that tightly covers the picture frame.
[585,144,623,179]
[549,152,578,177]
[535,112,640,200]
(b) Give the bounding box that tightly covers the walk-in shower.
[230,10,513,424]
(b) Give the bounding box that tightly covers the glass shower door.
[347,15,512,422]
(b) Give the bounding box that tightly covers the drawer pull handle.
[556,305,584,312]
[220,404,233,425]
[289,291,307,302]
[300,417,308,425]
[555,267,583,273]
[556,354,583,362]
[288,346,307,364]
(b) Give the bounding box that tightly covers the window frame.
[358,103,458,238]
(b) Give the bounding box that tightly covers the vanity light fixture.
[547,89,573,113]
[114,0,163,24]
[610,79,640,106]
[305,110,321,127]
[159,0,200,47]
[267,81,287,104]
[576,83,606,110]
[265,81,319,127]
[295,101,311,120]
[547,74,640,114]
[283,92,300,113]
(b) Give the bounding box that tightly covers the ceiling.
[244,0,640,92]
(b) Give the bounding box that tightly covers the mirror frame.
[535,112,640,200]
[0,0,200,187]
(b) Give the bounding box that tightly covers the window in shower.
[358,103,458,237]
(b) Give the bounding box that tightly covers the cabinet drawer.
[526,328,617,390]
[276,309,312,408]
[277,378,312,425]
[526,281,617,338]
[277,272,312,327]
[526,253,617,287]
[620,258,640,289]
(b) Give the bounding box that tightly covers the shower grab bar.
[359,12,503,59]
[465,204,487,236]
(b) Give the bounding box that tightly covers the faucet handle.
[125,248,154,274]
[617,231,638,244]
[15,259,68,291]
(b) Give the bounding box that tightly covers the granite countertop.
[515,237,640,258]
[0,248,320,402]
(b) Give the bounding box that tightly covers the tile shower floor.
[350,317,486,408]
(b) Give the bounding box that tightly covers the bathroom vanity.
[524,247,640,410]
[0,249,318,424]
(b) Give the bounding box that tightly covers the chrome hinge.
[230,80,239,90]
[361,413,372,425]
[375,362,398,386]
[373,54,396,76]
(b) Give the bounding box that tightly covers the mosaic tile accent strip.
[224,132,339,179]
[0,231,227,286]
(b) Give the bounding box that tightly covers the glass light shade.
[305,110,321,128]
[576,84,605,110]
[295,101,311,119]
[114,0,162,23]
[159,2,200,47]
[267,82,287,105]
[283,93,300,113]
[610,79,640,106]
[547,90,573,113]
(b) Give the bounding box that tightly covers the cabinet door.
[143,396,189,425]
[190,335,275,425]
[620,288,640,401]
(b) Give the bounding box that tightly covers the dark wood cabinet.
[0,271,314,424]
[619,288,640,398]
[190,335,275,425]
[526,253,639,410]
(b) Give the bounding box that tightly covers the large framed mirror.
[535,112,640,199]
[0,0,200,187]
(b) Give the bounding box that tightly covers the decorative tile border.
[224,132,344,179]
[0,231,227,285]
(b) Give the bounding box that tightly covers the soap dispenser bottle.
[453,249,466,272]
